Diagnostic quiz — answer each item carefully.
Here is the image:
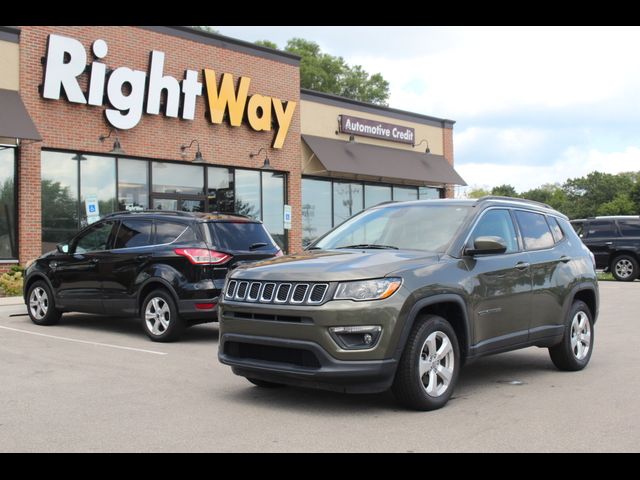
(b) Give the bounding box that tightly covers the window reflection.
[263,172,285,250]
[333,182,363,226]
[80,155,116,226]
[393,186,418,201]
[208,166,234,213]
[235,169,261,220]
[302,178,332,246]
[0,148,16,259]
[152,162,204,195]
[364,184,391,208]
[118,158,148,211]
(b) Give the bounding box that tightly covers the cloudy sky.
[217,26,640,196]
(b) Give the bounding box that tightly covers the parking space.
[1,281,638,452]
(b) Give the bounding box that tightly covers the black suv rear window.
[209,221,276,251]
[114,219,153,249]
[155,221,198,244]
[618,219,640,237]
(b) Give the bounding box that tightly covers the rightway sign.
[339,114,415,145]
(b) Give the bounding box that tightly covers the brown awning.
[0,88,41,141]
[302,134,466,186]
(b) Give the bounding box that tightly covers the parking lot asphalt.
[1,281,638,452]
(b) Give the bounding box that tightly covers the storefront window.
[41,151,79,253]
[235,169,261,220]
[80,155,116,226]
[364,184,391,208]
[302,178,332,246]
[0,147,17,259]
[152,162,204,195]
[262,172,285,250]
[333,182,363,226]
[393,186,418,201]
[208,166,234,213]
[118,158,149,211]
[419,186,442,199]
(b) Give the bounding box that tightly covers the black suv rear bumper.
[218,333,397,394]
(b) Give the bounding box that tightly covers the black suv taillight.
[174,248,231,265]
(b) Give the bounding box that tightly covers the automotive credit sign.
[41,34,296,148]
[339,114,415,145]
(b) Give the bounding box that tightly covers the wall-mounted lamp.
[249,147,274,170]
[99,128,125,155]
[414,139,431,154]
[181,139,205,163]
[348,134,355,143]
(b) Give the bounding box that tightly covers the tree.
[597,193,636,216]
[191,26,219,34]
[256,37,390,105]
[521,183,569,213]
[563,171,635,219]
[466,187,490,199]
[490,184,518,197]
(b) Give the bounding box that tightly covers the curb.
[0,296,24,306]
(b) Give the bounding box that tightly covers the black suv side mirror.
[464,236,507,256]
[56,243,69,254]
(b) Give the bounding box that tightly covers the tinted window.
[470,209,518,253]
[585,220,617,238]
[547,216,565,243]
[114,219,153,249]
[571,221,584,236]
[155,221,197,244]
[74,221,115,253]
[618,220,640,237]
[515,211,554,250]
[209,222,276,251]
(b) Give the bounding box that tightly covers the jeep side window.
[470,209,518,253]
[585,220,618,238]
[514,210,554,250]
[547,216,565,243]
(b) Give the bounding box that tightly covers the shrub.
[0,265,24,296]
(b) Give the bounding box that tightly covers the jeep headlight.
[333,277,402,301]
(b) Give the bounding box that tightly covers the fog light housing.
[329,325,382,350]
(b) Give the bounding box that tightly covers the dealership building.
[0,26,465,272]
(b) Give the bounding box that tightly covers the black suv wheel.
[26,280,61,326]
[392,314,460,411]
[141,289,184,342]
[610,255,639,282]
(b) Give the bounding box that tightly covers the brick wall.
[17,26,302,266]
[442,126,455,198]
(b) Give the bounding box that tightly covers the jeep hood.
[229,249,441,282]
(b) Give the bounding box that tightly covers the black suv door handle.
[136,254,151,262]
[515,261,530,271]
[605,241,613,245]
[90,258,99,263]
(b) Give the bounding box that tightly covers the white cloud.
[457,145,640,195]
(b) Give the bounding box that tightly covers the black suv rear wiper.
[249,242,269,251]
[335,244,399,250]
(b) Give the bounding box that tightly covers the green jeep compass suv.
[218,196,598,410]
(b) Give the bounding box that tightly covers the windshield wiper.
[249,242,269,251]
[306,246,323,250]
[335,244,399,250]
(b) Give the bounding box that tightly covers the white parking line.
[0,325,168,355]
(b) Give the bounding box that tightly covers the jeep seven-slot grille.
[224,280,329,305]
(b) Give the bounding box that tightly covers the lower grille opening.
[227,311,311,323]
[224,342,321,369]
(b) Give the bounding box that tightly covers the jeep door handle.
[559,256,571,263]
[515,261,530,271]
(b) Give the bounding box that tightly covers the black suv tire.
[610,255,639,282]
[549,300,594,371]
[392,314,460,411]
[26,280,61,326]
[141,289,185,342]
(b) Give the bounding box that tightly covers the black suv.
[571,216,640,281]
[24,211,281,341]
[219,197,598,410]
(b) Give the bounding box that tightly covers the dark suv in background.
[571,216,640,281]
[219,197,598,410]
[24,211,281,341]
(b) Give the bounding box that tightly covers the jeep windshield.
[312,203,472,252]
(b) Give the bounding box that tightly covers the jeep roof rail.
[592,215,640,219]
[476,195,553,210]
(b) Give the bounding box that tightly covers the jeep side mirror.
[464,236,507,256]
[56,243,69,254]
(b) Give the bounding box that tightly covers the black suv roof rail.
[102,210,196,219]
[476,195,552,210]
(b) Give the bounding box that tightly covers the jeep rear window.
[208,222,277,251]
[313,204,472,252]
[618,220,640,237]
